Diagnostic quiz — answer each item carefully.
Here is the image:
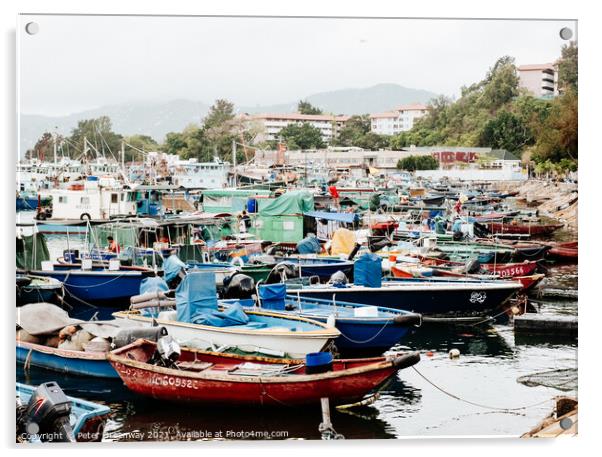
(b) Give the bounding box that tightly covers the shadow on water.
[397,323,514,358]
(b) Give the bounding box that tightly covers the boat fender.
[390,351,421,369]
[326,314,336,328]
[449,348,461,359]
[112,326,168,349]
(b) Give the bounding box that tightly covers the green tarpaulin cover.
[16,234,50,270]
[259,191,314,216]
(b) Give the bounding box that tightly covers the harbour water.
[17,212,577,439]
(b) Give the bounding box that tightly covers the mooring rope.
[411,366,553,412]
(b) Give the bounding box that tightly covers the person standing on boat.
[107,236,120,253]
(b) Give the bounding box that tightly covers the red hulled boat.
[107,340,420,407]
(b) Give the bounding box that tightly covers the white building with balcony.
[245,113,350,144]
[518,63,559,98]
[370,104,428,135]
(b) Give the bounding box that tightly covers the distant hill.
[20,83,438,155]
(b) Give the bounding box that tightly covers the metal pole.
[232,139,237,187]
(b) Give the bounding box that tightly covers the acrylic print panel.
[16,14,578,442]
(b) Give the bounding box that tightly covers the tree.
[67,116,123,160]
[28,132,54,160]
[397,155,439,171]
[478,111,533,153]
[558,41,578,93]
[354,132,389,151]
[297,100,323,115]
[530,88,577,163]
[278,123,325,149]
[123,134,159,162]
[333,114,371,146]
[202,99,240,160]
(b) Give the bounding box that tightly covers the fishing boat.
[16,273,63,306]
[16,341,118,378]
[224,284,422,354]
[547,241,578,261]
[287,279,521,321]
[113,271,340,358]
[107,339,420,406]
[30,263,157,306]
[16,382,110,442]
[113,308,339,359]
[485,221,564,236]
[274,256,355,281]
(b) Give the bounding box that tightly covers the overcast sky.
[18,15,576,116]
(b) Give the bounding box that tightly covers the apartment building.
[370,103,428,135]
[246,113,351,144]
[517,63,559,98]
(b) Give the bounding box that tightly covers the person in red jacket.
[328,185,340,210]
[107,236,120,253]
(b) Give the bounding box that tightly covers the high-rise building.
[517,63,559,98]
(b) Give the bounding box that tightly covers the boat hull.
[16,341,118,378]
[112,312,338,358]
[31,268,152,306]
[291,283,520,319]
[108,342,420,406]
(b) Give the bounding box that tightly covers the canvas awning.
[303,211,358,224]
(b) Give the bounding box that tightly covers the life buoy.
[80,213,92,221]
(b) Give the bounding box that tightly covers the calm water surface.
[17,212,577,440]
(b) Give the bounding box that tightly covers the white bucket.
[81,259,93,270]
[41,260,54,271]
[108,259,121,271]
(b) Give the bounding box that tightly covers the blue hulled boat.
[16,341,118,378]
[224,284,422,354]
[30,263,156,307]
[275,256,354,281]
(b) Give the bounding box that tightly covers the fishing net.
[517,368,578,392]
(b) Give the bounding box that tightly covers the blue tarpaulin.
[303,211,358,224]
[190,302,249,327]
[296,235,321,254]
[354,253,382,288]
[176,271,218,323]
[259,284,286,311]
[164,254,186,282]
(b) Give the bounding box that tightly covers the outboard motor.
[329,271,348,286]
[149,335,181,368]
[17,382,75,443]
[464,259,482,274]
[266,262,299,284]
[222,273,255,299]
[112,326,168,349]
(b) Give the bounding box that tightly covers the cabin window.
[80,197,90,204]
[59,196,67,203]
[111,193,118,203]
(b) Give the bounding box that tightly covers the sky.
[18,15,577,116]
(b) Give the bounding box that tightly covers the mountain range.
[20,83,438,154]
